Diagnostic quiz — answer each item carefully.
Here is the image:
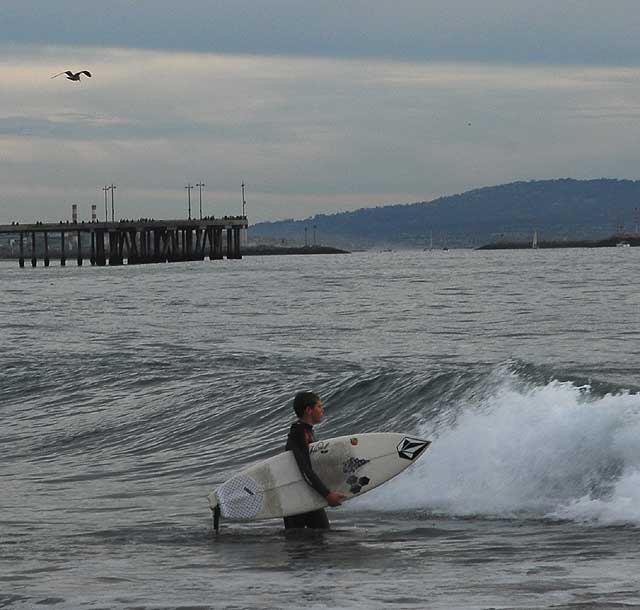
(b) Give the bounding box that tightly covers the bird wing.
[79,71,92,77]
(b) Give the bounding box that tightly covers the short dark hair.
[293,391,320,418]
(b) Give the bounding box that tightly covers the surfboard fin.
[212,504,221,533]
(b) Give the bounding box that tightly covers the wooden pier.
[0,217,248,268]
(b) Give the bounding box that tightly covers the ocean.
[2,248,640,610]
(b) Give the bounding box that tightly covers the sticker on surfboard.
[396,437,431,461]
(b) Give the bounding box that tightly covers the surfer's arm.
[291,444,331,498]
[288,428,331,498]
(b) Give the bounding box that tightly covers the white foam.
[352,372,640,524]
[551,469,640,523]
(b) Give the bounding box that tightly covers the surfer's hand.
[326,491,346,506]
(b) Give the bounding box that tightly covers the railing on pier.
[0,217,248,268]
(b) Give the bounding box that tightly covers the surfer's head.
[293,391,322,423]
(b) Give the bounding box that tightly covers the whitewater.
[2,248,640,609]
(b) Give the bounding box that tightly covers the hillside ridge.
[249,178,640,248]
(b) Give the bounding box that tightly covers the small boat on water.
[616,241,631,248]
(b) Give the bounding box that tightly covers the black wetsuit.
[283,420,330,530]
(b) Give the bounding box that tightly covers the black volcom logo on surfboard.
[396,438,431,461]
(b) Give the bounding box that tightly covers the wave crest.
[354,366,640,525]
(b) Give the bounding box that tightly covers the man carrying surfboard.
[283,391,346,529]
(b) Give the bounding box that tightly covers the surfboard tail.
[208,491,221,533]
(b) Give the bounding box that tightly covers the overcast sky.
[3,1,640,223]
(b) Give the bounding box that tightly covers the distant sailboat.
[532,231,538,249]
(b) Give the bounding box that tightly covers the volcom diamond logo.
[396,437,431,461]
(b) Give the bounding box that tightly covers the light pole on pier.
[185,184,193,220]
[102,186,109,221]
[108,184,116,222]
[196,182,205,220]
[241,182,246,217]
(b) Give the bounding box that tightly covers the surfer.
[284,391,346,530]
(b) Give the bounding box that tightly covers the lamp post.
[108,184,116,222]
[241,182,246,217]
[196,182,205,220]
[102,186,109,221]
[185,184,193,220]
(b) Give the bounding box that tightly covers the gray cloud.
[4,0,640,227]
[4,1,640,65]
[0,113,136,137]
[3,44,640,225]
[0,116,54,136]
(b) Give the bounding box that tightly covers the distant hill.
[249,179,640,248]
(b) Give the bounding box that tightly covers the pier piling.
[90,231,96,266]
[96,230,106,266]
[31,231,37,267]
[44,231,50,267]
[77,230,83,266]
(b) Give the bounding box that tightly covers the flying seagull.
[51,70,92,81]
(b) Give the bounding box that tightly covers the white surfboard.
[207,432,431,522]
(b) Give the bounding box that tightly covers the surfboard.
[207,432,431,522]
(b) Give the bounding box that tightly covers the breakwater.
[477,234,639,250]
[243,245,349,256]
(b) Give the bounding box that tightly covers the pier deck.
[0,217,248,267]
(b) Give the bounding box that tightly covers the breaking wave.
[354,364,640,525]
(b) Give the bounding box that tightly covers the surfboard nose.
[396,437,431,461]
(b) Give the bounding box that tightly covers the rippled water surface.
[2,248,640,609]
